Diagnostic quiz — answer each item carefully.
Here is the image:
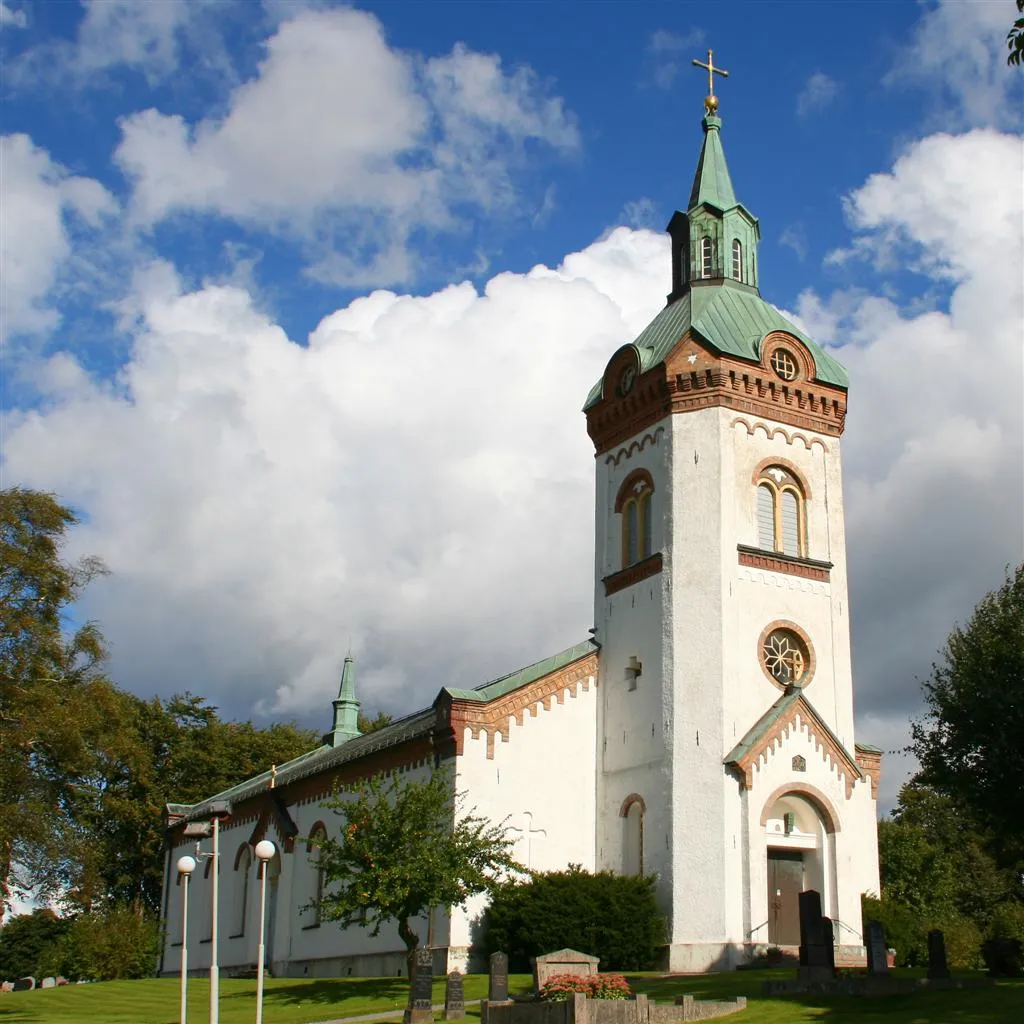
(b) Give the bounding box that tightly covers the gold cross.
[692,48,729,114]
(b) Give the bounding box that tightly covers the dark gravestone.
[404,947,434,1024]
[866,921,889,975]
[797,890,825,966]
[819,918,836,971]
[928,928,950,980]
[12,978,35,992]
[488,951,509,1003]
[444,971,465,1021]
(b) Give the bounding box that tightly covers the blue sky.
[1,0,1022,812]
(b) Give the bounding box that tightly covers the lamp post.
[253,840,276,1024]
[177,855,197,1024]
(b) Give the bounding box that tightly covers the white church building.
[159,86,881,979]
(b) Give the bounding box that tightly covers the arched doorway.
[762,790,835,945]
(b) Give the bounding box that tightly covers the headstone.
[404,947,434,1024]
[1,981,13,993]
[41,977,56,989]
[56,977,69,986]
[488,951,509,1003]
[532,948,600,993]
[12,978,35,992]
[927,928,950,980]
[865,921,889,975]
[819,918,836,971]
[797,891,834,982]
[444,971,465,1021]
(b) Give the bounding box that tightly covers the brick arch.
[759,782,841,835]
[760,331,815,383]
[619,793,647,817]
[614,469,655,513]
[751,457,812,499]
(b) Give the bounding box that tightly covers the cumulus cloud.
[114,7,578,286]
[887,0,1021,130]
[1,2,27,29]
[0,134,117,341]
[796,71,839,117]
[643,28,705,90]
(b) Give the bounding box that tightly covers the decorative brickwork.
[443,651,598,760]
[738,545,832,583]
[855,746,882,799]
[603,551,663,596]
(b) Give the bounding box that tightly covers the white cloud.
[796,71,839,117]
[644,28,705,90]
[619,198,659,230]
[0,2,27,29]
[73,0,196,78]
[114,7,578,286]
[887,0,1021,130]
[0,134,117,341]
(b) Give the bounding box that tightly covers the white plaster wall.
[449,674,598,956]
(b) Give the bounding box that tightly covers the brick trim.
[614,469,655,513]
[750,457,812,498]
[738,545,832,583]
[759,781,842,834]
[619,793,647,816]
[443,652,599,760]
[603,552,663,596]
[855,746,882,800]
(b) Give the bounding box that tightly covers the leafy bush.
[38,905,160,981]
[861,895,926,966]
[482,865,665,971]
[0,910,71,980]
[539,973,632,1002]
[987,901,1024,944]
[981,938,1024,978]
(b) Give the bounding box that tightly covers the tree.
[1009,1,1024,66]
[0,488,116,919]
[315,769,521,998]
[357,710,393,734]
[0,909,71,979]
[910,565,1024,866]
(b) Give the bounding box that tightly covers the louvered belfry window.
[732,239,743,281]
[756,467,806,558]
[701,236,713,278]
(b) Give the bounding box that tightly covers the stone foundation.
[482,992,745,1024]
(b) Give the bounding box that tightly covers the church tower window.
[761,627,810,686]
[770,348,798,381]
[700,236,713,278]
[755,466,805,557]
[616,470,655,568]
[732,239,743,281]
[620,795,645,876]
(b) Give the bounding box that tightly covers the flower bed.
[540,974,632,1002]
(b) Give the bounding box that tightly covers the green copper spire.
[327,654,361,747]
[687,114,737,212]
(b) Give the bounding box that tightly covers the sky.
[1,0,1022,816]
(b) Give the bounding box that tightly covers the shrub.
[539,973,632,1002]
[861,895,926,966]
[482,865,665,971]
[0,910,71,980]
[928,914,983,971]
[981,901,1024,976]
[38,905,160,981]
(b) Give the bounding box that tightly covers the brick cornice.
[602,552,663,596]
[586,333,847,455]
[441,652,598,760]
[855,746,882,800]
[738,545,832,583]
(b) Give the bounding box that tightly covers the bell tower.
[585,53,880,971]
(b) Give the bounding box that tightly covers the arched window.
[232,844,251,937]
[755,466,806,557]
[732,239,743,281]
[700,236,713,278]
[620,795,645,876]
[617,471,655,569]
[203,856,214,940]
[305,823,327,927]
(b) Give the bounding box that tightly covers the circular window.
[761,627,810,686]
[770,349,798,381]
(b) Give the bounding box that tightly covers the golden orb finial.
[705,94,719,114]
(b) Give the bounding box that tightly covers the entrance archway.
[762,791,835,945]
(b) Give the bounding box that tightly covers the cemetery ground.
[1,971,1022,1024]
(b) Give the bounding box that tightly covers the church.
[158,67,881,979]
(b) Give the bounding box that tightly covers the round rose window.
[770,349,798,381]
[761,627,810,685]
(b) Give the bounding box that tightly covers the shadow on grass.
[228,976,413,1009]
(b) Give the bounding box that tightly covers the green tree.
[0,488,116,918]
[910,565,1024,866]
[315,768,520,1001]
[357,710,393,734]
[1009,1,1024,66]
[0,909,71,979]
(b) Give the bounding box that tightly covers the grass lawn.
[0,970,1021,1024]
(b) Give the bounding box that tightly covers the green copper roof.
[443,638,598,703]
[688,115,737,212]
[328,654,361,747]
[584,280,848,409]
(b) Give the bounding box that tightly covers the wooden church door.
[767,850,803,945]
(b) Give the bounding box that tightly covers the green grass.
[0,970,1021,1024]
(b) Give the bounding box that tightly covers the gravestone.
[927,928,950,980]
[41,978,56,989]
[865,921,889,975]
[1,982,13,993]
[444,971,465,1021]
[404,947,434,1024]
[797,891,834,982]
[12,978,35,992]
[488,951,509,1003]
[532,948,600,993]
